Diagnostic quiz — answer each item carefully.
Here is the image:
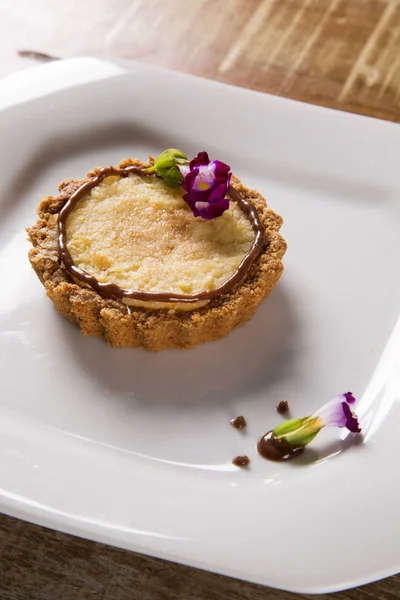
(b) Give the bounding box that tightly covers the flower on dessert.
[149,149,232,219]
[272,392,362,449]
[146,148,188,187]
[180,152,231,220]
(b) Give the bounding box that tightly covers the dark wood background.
[1,1,400,598]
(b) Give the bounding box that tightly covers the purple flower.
[179,151,231,219]
[314,392,361,433]
[272,392,362,451]
[343,391,356,404]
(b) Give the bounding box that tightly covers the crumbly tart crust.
[27,158,287,351]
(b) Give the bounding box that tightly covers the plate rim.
[1,57,400,594]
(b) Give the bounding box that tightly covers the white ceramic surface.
[0,58,399,594]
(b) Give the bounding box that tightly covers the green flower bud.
[146,148,189,187]
[155,148,188,167]
[273,416,323,448]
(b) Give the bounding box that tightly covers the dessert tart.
[27,150,286,351]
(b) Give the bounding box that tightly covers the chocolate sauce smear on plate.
[232,455,250,467]
[230,415,247,429]
[276,400,289,414]
[257,430,304,462]
[58,166,266,303]
[18,50,60,62]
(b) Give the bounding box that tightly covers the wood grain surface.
[1,1,400,599]
[1,513,400,600]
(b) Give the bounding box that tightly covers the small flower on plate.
[180,151,232,220]
[313,392,361,433]
[272,392,362,449]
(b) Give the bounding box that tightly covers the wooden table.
[1,1,400,598]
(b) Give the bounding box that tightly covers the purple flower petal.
[189,151,210,169]
[212,160,231,178]
[196,198,230,220]
[179,164,190,177]
[182,152,231,219]
[191,164,217,192]
[181,167,199,194]
[342,402,362,433]
[313,393,361,433]
[343,392,356,404]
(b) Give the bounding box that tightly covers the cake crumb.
[232,455,250,467]
[276,400,289,414]
[230,415,247,429]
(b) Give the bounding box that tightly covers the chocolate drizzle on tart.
[58,166,265,304]
[257,430,304,462]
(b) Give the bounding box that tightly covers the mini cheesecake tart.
[27,154,286,351]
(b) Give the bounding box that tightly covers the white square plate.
[0,58,399,594]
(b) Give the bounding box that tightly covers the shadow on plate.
[8,119,300,411]
[61,284,301,410]
[0,120,191,226]
[289,432,365,467]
